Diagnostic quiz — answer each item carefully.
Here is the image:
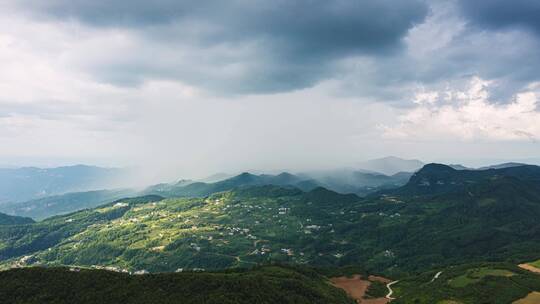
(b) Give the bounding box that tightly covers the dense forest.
[0,266,354,304]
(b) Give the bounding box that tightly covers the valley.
[1,163,540,303]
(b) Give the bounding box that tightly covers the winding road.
[385,280,399,300]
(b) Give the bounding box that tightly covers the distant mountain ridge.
[5,161,539,222]
[1,170,403,220]
[0,165,128,203]
[144,170,409,199]
[0,189,136,220]
[144,172,320,198]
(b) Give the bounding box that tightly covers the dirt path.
[386,281,399,300]
[330,275,392,304]
[518,264,540,274]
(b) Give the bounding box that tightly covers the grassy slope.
[1,188,363,272]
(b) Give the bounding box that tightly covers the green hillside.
[393,262,540,304]
[0,188,367,272]
[0,266,354,304]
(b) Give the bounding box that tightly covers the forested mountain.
[2,164,540,277]
[2,163,540,302]
[0,170,407,221]
[145,170,409,199]
[394,163,540,196]
[0,212,34,225]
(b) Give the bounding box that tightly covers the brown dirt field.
[518,264,540,274]
[513,291,540,304]
[330,275,391,304]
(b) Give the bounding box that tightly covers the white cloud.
[382,77,540,141]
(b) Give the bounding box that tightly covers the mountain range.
[2,163,540,275]
[2,159,540,303]
[0,159,422,220]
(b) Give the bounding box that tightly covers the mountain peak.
[234,172,257,180]
[417,163,456,173]
[276,172,295,178]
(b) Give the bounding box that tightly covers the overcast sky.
[1,0,539,179]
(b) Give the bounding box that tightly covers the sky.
[1,0,539,180]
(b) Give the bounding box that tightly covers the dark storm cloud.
[447,0,540,102]
[18,0,428,93]
[458,0,540,35]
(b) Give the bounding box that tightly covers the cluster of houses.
[250,245,272,256]
[11,255,36,268]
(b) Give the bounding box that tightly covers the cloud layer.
[13,0,428,93]
[1,0,539,176]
